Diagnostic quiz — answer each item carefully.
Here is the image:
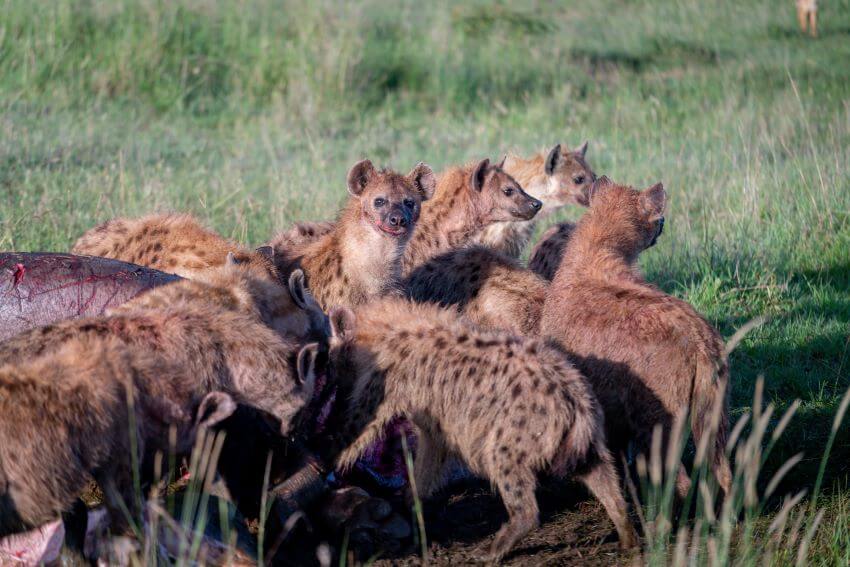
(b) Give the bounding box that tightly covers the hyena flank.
[73,212,278,281]
[540,177,732,498]
[0,337,239,537]
[0,257,321,439]
[272,159,436,311]
[323,298,637,561]
[472,142,595,257]
[528,221,576,281]
[404,245,547,336]
[401,158,542,276]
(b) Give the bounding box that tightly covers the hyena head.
[469,158,543,223]
[200,253,329,342]
[541,142,597,208]
[582,176,667,256]
[347,159,436,240]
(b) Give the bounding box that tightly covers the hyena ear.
[288,269,311,309]
[347,159,375,197]
[407,162,436,201]
[578,175,613,207]
[225,251,239,266]
[328,306,356,339]
[496,154,507,169]
[296,343,319,397]
[255,245,274,260]
[642,182,666,219]
[545,144,562,175]
[195,392,237,429]
[470,158,490,192]
[575,141,589,158]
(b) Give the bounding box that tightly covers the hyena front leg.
[411,430,449,501]
[334,406,397,472]
[474,464,538,563]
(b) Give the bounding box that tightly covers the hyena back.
[326,299,637,561]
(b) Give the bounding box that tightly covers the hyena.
[404,245,547,336]
[797,0,817,37]
[540,177,732,498]
[527,221,576,282]
[0,257,320,437]
[401,158,542,275]
[322,299,637,561]
[73,212,278,281]
[0,337,238,537]
[471,143,595,257]
[266,220,335,277]
[275,159,436,311]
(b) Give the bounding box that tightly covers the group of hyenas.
[0,142,733,562]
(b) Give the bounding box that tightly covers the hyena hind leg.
[574,453,638,550]
[474,465,538,563]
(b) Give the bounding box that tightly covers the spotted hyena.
[0,337,238,538]
[73,213,278,281]
[541,176,732,498]
[404,245,546,336]
[273,159,435,312]
[322,298,637,562]
[528,221,576,281]
[471,142,595,257]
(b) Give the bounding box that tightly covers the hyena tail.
[550,379,602,477]
[692,357,732,496]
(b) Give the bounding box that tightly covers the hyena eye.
[373,197,386,207]
[403,198,415,209]
[573,175,586,185]
[502,187,514,197]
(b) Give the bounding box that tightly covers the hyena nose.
[530,198,543,210]
[389,214,407,227]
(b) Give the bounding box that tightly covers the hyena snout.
[516,193,543,220]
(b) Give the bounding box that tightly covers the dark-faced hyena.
[541,176,732,498]
[401,158,542,276]
[322,298,637,561]
[0,257,320,438]
[404,245,547,336]
[0,337,238,537]
[472,142,595,258]
[271,160,436,312]
[73,212,278,281]
[528,221,576,282]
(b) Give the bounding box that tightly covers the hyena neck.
[338,204,405,297]
[423,178,486,251]
[504,153,548,200]
[557,225,644,286]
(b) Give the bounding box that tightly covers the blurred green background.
[1,0,849,558]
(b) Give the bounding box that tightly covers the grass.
[1,0,849,563]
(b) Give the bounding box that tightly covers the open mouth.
[375,223,407,236]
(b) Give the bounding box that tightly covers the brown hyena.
[404,245,547,336]
[72,212,278,281]
[540,177,732,498]
[471,143,595,258]
[528,221,576,281]
[0,337,238,538]
[322,299,637,562]
[401,158,542,276]
[275,159,436,311]
[0,257,320,437]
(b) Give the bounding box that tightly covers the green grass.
[1,0,849,563]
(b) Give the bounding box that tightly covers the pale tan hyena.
[322,298,637,562]
[541,176,732,498]
[270,159,436,312]
[527,221,576,281]
[472,143,595,257]
[404,245,547,336]
[0,337,238,538]
[73,212,278,281]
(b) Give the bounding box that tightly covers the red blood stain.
[12,264,25,286]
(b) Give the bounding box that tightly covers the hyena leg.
[475,465,538,563]
[797,5,808,32]
[334,408,396,472]
[576,452,638,550]
[809,10,817,37]
[412,431,449,501]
